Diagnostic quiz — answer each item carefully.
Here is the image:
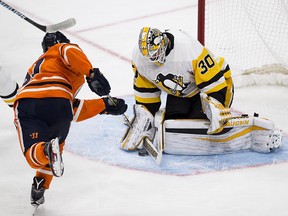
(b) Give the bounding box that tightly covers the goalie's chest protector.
[134,30,203,98]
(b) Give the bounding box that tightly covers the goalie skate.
[44,137,64,177]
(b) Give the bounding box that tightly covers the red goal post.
[197,0,288,87]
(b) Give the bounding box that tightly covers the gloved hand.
[86,68,111,96]
[200,92,232,134]
[101,97,128,115]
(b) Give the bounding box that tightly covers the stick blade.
[46,18,76,33]
[143,138,162,165]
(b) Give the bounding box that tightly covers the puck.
[138,149,149,156]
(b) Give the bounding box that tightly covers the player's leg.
[31,98,73,177]
[14,99,52,206]
[14,98,72,206]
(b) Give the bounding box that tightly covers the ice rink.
[1,0,288,215]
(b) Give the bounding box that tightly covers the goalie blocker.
[120,105,282,160]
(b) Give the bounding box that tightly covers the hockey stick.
[0,0,76,32]
[142,138,162,165]
[141,110,165,165]
[107,95,133,128]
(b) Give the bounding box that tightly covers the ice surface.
[1,1,288,216]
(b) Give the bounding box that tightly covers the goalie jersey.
[132,29,234,113]
[0,65,18,107]
[15,43,105,122]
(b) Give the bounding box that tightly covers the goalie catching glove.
[86,68,111,96]
[200,92,233,134]
[101,97,127,115]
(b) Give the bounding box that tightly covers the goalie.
[120,27,282,159]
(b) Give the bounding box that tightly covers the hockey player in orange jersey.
[13,31,127,208]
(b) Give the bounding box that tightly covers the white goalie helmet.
[138,27,169,65]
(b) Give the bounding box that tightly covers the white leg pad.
[162,116,282,155]
[120,105,156,150]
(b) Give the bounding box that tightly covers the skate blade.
[31,204,39,216]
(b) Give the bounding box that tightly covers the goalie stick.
[141,110,165,165]
[0,0,76,32]
[142,138,162,165]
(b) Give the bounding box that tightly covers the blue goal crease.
[66,95,288,176]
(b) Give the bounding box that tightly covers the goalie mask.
[138,27,169,65]
[42,31,70,53]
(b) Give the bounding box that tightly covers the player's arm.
[59,44,111,97]
[59,44,93,77]
[133,63,161,115]
[72,97,127,122]
[193,47,233,107]
[119,64,160,152]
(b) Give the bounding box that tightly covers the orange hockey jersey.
[15,43,105,122]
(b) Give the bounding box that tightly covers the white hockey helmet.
[138,27,169,65]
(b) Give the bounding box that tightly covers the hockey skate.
[44,137,64,177]
[31,177,45,207]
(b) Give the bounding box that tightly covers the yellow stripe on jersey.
[133,63,161,104]
[203,77,227,94]
[3,97,16,104]
[133,64,157,89]
[1,84,19,107]
[134,94,161,104]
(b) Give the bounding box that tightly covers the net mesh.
[204,0,288,87]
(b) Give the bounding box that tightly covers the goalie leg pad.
[164,119,252,155]
[251,117,282,153]
[251,129,282,153]
[120,105,156,151]
[163,117,283,155]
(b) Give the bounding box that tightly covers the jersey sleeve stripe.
[26,81,72,90]
[134,85,161,93]
[197,69,224,89]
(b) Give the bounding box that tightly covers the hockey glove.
[101,97,128,115]
[86,68,111,96]
[200,92,232,134]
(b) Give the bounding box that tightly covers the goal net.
[198,0,288,87]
